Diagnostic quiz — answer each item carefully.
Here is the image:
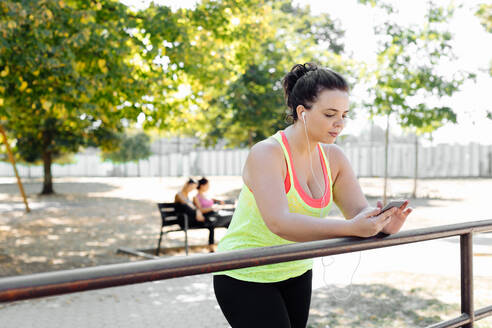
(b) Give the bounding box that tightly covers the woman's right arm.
[243,140,395,242]
[176,192,196,209]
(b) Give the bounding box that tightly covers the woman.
[193,177,225,215]
[213,63,412,328]
[193,177,229,246]
[174,178,205,226]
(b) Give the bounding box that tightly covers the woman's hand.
[350,206,397,238]
[196,210,205,222]
[377,200,412,235]
[213,198,225,205]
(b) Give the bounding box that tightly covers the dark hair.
[197,177,209,190]
[186,177,197,185]
[282,63,349,121]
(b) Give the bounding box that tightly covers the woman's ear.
[296,105,305,121]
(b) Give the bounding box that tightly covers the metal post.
[156,226,163,256]
[184,214,189,256]
[460,233,474,327]
[0,124,30,213]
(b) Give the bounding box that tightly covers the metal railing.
[1,219,492,328]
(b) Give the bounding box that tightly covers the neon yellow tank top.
[215,131,333,282]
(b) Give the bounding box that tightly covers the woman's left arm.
[327,145,370,219]
[326,145,412,234]
[212,198,225,205]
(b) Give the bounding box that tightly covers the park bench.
[156,202,234,256]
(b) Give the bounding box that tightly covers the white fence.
[344,143,492,178]
[1,143,492,178]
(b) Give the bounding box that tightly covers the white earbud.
[302,111,306,122]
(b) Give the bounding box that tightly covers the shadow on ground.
[0,180,118,197]
[0,195,160,277]
[0,178,229,277]
[308,283,459,328]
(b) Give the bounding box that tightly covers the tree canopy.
[1,0,352,193]
[360,1,471,134]
[0,0,485,194]
[358,0,473,202]
[0,0,148,193]
[196,1,348,147]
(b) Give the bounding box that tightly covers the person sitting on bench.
[174,177,206,226]
[193,177,225,220]
[175,177,219,247]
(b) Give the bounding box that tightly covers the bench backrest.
[157,202,186,227]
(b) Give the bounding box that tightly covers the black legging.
[203,211,232,244]
[213,270,312,328]
[175,204,218,245]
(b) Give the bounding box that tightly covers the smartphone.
[380,200,406,213]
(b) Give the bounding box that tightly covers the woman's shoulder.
[249,137,284,161]
[243,137,285,177]
[243,137,285,185]
[321,143,351,177]
[321,143,345,159]
[175,191,187,202]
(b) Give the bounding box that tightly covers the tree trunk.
[383,113,390,205]
[41,150,54,194]
[412,134,419,199]
[137,160,141,177]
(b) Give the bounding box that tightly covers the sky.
[122,0,492,145]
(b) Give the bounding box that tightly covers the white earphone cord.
[302,113,361,301]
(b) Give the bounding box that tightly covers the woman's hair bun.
[197,177,209,189]
[281,62,348,121]
[282,63,318,100]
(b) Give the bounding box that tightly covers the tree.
[359,0,471,202]
[193,0,349,148]
[135,0,275,138]
[0,0,148,194]
[102,132,151,177]
[476,4,492,34]
[1,0,290,192]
